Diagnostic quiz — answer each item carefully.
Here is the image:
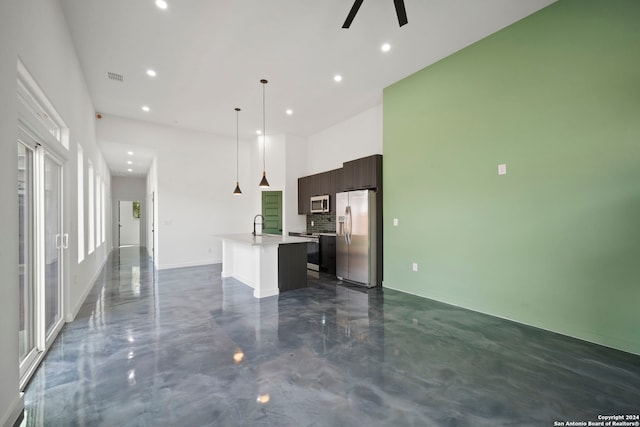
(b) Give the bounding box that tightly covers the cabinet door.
[320,235,336,275]
[308,174,319,197]
[334,167,345,193]
[329,169,337,213]
[361,155,382,189]
[343,155,381,190]
[343,159,360,190]
[317,171,331,196]
[298,176,309,214]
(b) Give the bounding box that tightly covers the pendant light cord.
[236,108,239,182]
[262,81,266,172]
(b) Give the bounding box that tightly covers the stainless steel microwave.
[310,195,330,213]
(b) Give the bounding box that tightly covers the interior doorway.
[119,200,141,247]
[261,191,282,235]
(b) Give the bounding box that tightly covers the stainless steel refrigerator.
[336,190,377,287]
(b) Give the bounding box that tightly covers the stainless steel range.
[303,234,320,271]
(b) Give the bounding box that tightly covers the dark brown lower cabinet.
[320,235,336,275]
[278,243,308,292]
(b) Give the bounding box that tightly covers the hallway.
[22,247,640,426]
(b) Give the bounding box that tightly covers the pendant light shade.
[233,107,242,195]
[258,79,270,188]
[259,171,269,188]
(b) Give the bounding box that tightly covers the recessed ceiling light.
[256,130,262,135]
[127,151,134,155]
[127,168,133,172]
[142,105,150,112]
[146,69,157,77]
[155,0,168,10]
[286,109,293,115]
[334,74,343,82]
[127,161,132,165]
[381,43,391,52]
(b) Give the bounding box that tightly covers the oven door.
[307,238,320,271]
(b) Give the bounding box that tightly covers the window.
[88,161,94,254]
[77,145,84,263]
[96,175,102,247]
[17,62,69,150]
[101,179,106,244]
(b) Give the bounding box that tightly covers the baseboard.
[65,249,111,323]
[1,393,23,427]
[158,259,221,270]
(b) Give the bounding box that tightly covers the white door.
[119,200,140,246]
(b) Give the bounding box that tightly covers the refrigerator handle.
[346,205,352,245]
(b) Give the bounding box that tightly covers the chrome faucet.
[253,214,264,236]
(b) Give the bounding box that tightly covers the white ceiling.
[59,0,556,176]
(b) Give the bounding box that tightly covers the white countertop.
[216,233,314,246]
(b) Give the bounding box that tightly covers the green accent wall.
[383,0,640,355]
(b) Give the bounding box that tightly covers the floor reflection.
[22,247,640,426]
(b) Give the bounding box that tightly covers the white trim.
[17,59,69,150]
[0,393,23,427]
[158,260,219,270]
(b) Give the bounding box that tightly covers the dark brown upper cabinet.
[297,176,310,214]
[342,154,382,191]
[298,155,382,215]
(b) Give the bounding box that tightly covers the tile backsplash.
[307,213,336,233]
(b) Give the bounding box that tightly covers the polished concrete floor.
[22,247,640,426]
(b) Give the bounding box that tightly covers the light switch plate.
[393,218,398,226]
[412,262,418,272]
[498,163,507,175]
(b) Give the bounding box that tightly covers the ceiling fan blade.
[394,0,408,26]
[342,0,365,29]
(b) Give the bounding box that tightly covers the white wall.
[112,176,147,247]
[306,104,383,175]
[0,1,22,426]
[1,0,111,425]
[284,134,307,233]
[98,115,259,269]
[98,116,310,269]
[19,0,112,323]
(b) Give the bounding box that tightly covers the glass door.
[17,130,66,387]
[18,142,37,376]
[43,152,64,343]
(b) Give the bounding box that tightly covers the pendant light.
[233,107,242,195]
[258,79,270,188]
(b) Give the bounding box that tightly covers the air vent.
[107,72,124,82]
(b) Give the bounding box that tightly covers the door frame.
[17,122,67,389]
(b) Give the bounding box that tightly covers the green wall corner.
[383,0,640,355]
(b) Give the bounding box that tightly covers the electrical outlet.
[412,262,418,272]
[311,220,314,227]
[393,218,398,226]
[498,163,507,175]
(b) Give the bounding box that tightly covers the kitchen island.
[217,234,313,298]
